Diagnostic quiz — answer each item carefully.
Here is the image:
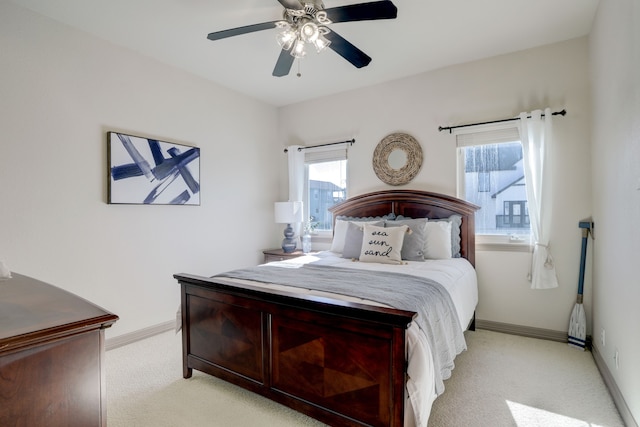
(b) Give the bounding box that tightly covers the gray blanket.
[216,263,465,395]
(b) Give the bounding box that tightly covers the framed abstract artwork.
[107,132,200,205]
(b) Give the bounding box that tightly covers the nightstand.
[262,248,306,263]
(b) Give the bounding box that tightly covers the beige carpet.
[428,330,623,427]
[106,329,624,427]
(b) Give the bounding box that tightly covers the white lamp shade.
[274,201,303,224]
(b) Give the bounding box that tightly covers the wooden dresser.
[0,273,118,427]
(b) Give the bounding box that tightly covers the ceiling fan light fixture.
[291,38,307,58]
[277,4,335,59]
[275,21,297,50]
[276,31,296,50]
[207,1,398,77]
[312,33,331,53]
[300,21,319,42]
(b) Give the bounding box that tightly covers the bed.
[174,189,479,427]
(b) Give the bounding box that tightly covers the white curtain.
[286,145,305,238]
[519,108,559,289]
[287,145,305,202]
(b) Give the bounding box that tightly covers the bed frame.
[174,190,479,427]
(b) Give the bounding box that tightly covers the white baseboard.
[592,344,639,427]
[105,320,175,351]
[476,319,569,342]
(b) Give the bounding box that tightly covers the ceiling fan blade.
[277,0,303,10]
[325,30,372,69]
[324,0,397,23]
[272,49,295,77]
[207,21,279,41]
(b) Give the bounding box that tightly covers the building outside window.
[456,126,531,240]
[304,150,347,234]
[307,178,346,230]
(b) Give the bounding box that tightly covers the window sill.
[476,242,532,252]
[310,234,332,244]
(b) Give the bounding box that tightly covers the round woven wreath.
[372,133,423,186]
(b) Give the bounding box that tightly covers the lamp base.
[281,223,297,253]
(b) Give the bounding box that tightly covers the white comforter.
[227,251,478,426]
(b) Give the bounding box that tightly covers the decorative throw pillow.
[428,215,462,257]
[359,224,408,265]
[342,221,384,259]
[424,221,453,259]
[384,218,427,261]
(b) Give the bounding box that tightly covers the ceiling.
[11,0,599,107]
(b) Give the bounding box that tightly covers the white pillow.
[330,219,350,253]
[359,224,408,265]
[423,221,452,259]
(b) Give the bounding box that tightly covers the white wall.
[278,37,593,335]
[589,0,640,423]
[3,1,636,423]
[0,2,280,338]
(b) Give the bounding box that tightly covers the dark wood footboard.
[175,273,416,427]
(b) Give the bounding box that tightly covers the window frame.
[455,123,532,251]
[302,146,348,240]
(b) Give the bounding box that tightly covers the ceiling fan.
[207,0,398,77]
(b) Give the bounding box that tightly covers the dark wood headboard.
[329,190,480,267]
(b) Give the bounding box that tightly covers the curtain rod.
[438,109,566,134]
[284,138,355,153]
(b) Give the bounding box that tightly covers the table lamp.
[274,201,303,253]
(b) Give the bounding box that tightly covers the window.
[303,147,348,234]
[501,200,529,228]
[456,126,531,241]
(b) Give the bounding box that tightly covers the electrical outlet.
[614,349,619,369]
[601,328,605,347]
